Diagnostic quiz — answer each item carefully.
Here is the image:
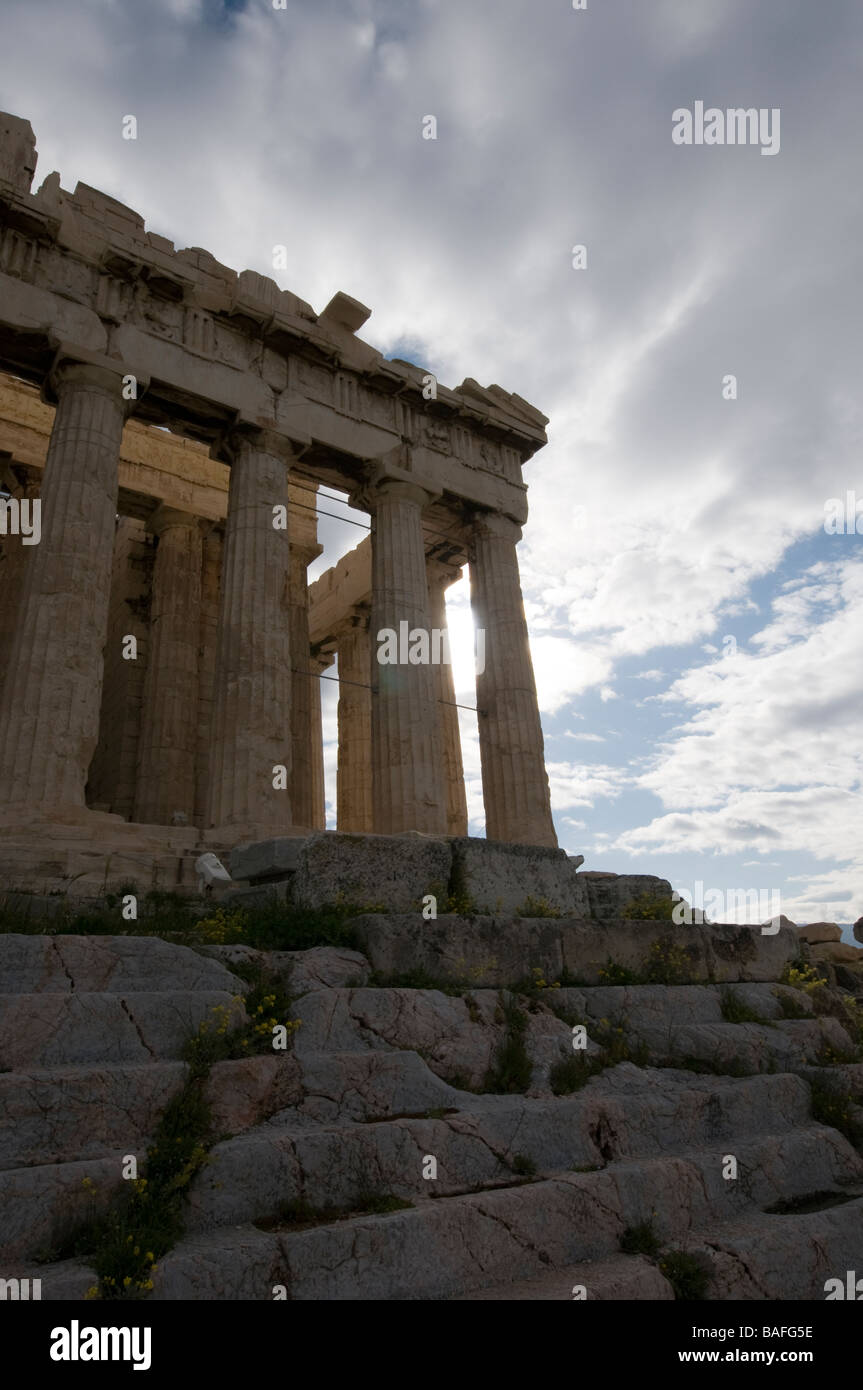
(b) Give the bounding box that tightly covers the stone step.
[153,1130,863,1300]
[292,986,572,1091]
[0,1052,298,1171]
[692,1196,863,1299]
[28,1189,863,1303]
[0,933,243,994]
[349,914,798,988]
[562,982,807,1031]
[2,1258,97,1301]
[184,1069,821,1232]
[188,1119,863,1236]
[292,1049,461,1124]
[0,990,245,1067]
[452,1254,674,1300]
[650,1019,854,1072]
[0,1061,186,1170]
[0,1154,125,1262]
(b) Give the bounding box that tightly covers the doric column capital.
[146,505,203,538]
[356,475,437,514]
[218,423,295,465]
[310,643,337,673]
[333,601,371,641]
[292,538,323,569]
[470,509,523,546]
[426,554,464,593]
[43,343,149,415]
[351,446,442,513]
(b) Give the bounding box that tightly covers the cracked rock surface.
[3,925,863,1300]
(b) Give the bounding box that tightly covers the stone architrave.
[470,510,557,847]
[426,557,468,836]
[0,360,129,809]
[367,477,446,835]
[336,605,373,833]
[205,429,293,834]
[133,507,204,826]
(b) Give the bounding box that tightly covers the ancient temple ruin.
[0,113,557,893]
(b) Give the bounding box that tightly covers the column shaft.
[288,546,316,828]
[309,650,332,830]
[194,526,222,828]
[0,476,40,712]
[134,510,203,825]
[370,480,445,834]
[427,565,468,836]
[0,364,126,807]
[470,513,557,847]
[88,517,154,817]
[336,610,373,832]
[206,433,292,830]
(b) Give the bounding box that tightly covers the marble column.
[336,605,373,833]
[88,517,154,819]
[369,478,446,835]
[427,559,468,836]
[0,362,128,808]
[205,429,293,833]
[309,648,333,830]
[288,541,318,829]
[0,474,40,711]
[470,511,557,847]
[194,525,222,829]
[134,507,203,826]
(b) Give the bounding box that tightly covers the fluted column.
[288,541,318,829]
[88,517,154,818]
[336,605,373,832]
[470,511,557,847]
[309,648,332,829]
[205,429,293,832]
[427,559,468,836]
[0,362,128,809]
[368,478,445,834]
[0,474,40,710]
[134,507,203,825]
[194,525,222,828]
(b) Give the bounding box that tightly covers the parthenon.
[0,112,557,893]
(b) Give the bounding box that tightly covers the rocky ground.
[2,905,863,1301]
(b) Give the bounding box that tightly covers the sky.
[2,0,861,927]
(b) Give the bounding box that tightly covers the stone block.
[0,933,242,994]
[810,942,862,965]
[350,915,799,988]
[449,837,589,916]
[797,922,841,944]
[218,881,291,910]
[291,831,451,912]
[229,836,308,884]
[579,872,673,921]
